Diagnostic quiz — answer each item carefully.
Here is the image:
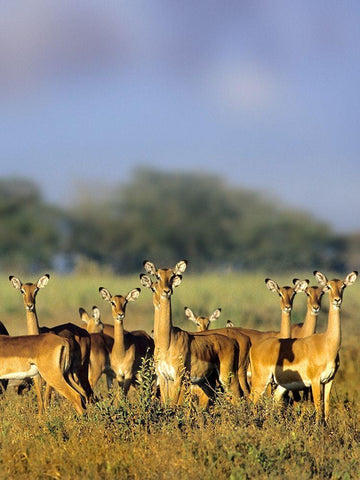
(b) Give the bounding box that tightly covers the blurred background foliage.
[0,169,358,274]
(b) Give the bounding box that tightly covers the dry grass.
[0,270,359,479]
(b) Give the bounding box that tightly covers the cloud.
[203,60,283,115]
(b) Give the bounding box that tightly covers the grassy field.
[0,269,359,479]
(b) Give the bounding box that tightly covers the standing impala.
[0,332,85,414]
[99,287,154,395]
[290,279,325,338]
[250,271,357,423]
[79,306,115,391]
[9,274,93,407]
[140,260,242,406]
[184,306,251,396]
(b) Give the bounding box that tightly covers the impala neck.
[26,308,40,335]
[279,309,291,338]
[300,307,318,338]
[113,318,126,359]
[325,303,341,353]
[153,294,173,352]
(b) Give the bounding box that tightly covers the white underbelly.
[0,364,39,380]
[275,379,311,390]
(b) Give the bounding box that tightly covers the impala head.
[79,305,104,333]
[265,278,304,314]
[313,270,358,309]
[293,278,325,315]
[99,287,140,322]
[140,260,187,307]
[184,306,221,331]
[9,274,50,311]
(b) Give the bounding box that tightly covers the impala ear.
[37,274,50,289]
[126,288,141,302]
[92,306,101,323]
[184,307,196,322]
[226,320,234,328]
[313,271,328,287]
[172,275,182,289]
[143,261,156,275]
[344,271,358,286]
[9,276,22,290]
[79,307,89,324]
[265,278,279,293]
[293,279,309,293]
[99,287,112,302]
[209,308,221,322]
[140,274,152,289]
[174,260,187,275]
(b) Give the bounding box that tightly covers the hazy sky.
[1,1,359,232]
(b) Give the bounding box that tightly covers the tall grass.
[0,269,359,478]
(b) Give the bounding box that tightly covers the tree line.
[0,169,358,274]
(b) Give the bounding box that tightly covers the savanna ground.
[0,268,359,479]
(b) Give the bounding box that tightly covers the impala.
[184,306,251,396]
[250,271,357,423]
[140,260,242,406]
[79,304,115,337]
[9,274,93,407]
[290,279,325,338]
[222,279,305,349]
[99,287,154,395]
[0,332,85,414]
[79,307,115,391]
[184,307,221,332]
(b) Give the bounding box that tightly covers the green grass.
[0,269,360,479]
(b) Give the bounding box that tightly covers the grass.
[0,269,360,479]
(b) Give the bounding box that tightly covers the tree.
[0,178,64,272]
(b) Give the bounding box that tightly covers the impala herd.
[0,260,357,425]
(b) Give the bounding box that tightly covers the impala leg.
[158,376,168,403]
[106,374,114,391]
[123,378,132,396]
[311,381,325,424]
[238,366,250,397]
[168,376,183,405]
[77,364,93,403]
[40,370,85,415]
[33,375,45,414]
[250,370,272,404]
[273,385,288,403]
[324,380,334,423]
[43,384,53,410]
[218,356,241,402]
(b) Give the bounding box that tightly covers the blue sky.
[0,1,359,232]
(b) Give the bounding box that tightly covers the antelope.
[9,274,93,408]
[79,307,115,391]
[250,271,357,423]
[99,287,154,395]
[80,306,115,338]
[221,279,305,351]
[184,306,251,397]
[0,332,85,414]
[291,279,325,338]
[140,260,242,406]
[184,307,221,332]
